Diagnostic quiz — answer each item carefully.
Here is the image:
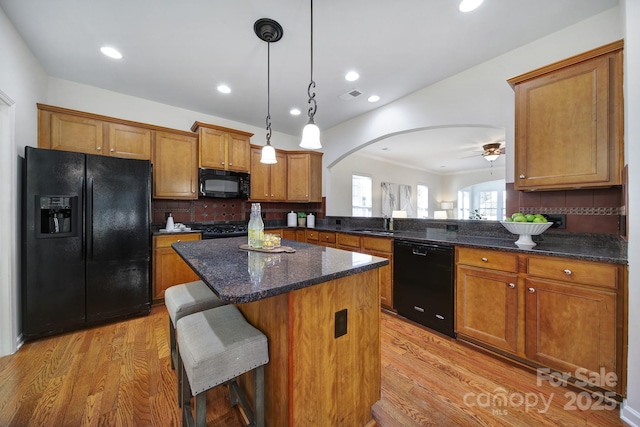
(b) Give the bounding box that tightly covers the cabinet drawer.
[336,233,361,249]
[306,230,319,241]
[318,232,336,244]
[154,233,201,249]
[527,256,619,289]
[362,236,392,253]
[457,247,518,273]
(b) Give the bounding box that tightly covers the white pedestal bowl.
[500,221,554,249]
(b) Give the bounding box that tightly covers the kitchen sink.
[353,229,394,236]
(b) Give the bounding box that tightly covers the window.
[478,191,498,220]
[458,190,470,219]
[352,175,372,217]
[417,184,429,218]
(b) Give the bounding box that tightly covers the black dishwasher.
[393,240,455,338]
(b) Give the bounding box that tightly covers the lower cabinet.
[152,233,201,303]
[455,247,626,395]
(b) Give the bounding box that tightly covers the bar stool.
[177,304,269,427]
[165,280,226,371]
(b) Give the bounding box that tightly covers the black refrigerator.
[22,146,151,340]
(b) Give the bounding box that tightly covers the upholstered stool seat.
[177,304,269,427]
[165,280,225,370]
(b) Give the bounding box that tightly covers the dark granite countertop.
[275,225,627,264]
[172,236,389,304]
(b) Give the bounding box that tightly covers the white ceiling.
[1,0,618,173]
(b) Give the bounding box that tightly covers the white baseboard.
[622,399,640,427]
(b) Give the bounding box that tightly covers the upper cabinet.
[191,122,253,172]
[508,40,624,191]
[152,131,198,200]
[249,146,287,201]
[287,151,323,202]
[38,104,151,160]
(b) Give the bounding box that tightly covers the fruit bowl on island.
[500,220,553,249]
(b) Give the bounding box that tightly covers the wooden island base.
[237,268,381,427]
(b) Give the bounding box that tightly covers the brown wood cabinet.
[317,231,336,248]
[281,229,296,241]
[286,151,323,202]
[508,40,624,191]
[152,131,198,199]
[249,146,287,201]
[38,104,151,160]
[152,233,201,303]
[455,247,626,394]
[192,122,252,172]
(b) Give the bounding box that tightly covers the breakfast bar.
[172,236,389,426]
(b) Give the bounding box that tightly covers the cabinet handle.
[110,148,114,152]
[508,283,515,288]
[221,161,225,165]
[265,194,268,197]
[481,257,488,262]
[528,287,535,293]
[519,174,525,179]
[97,146,102,151]
[229,162,233,166]
[563,269,572,275]
[177,240,181,243]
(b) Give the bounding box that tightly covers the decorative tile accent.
[520,207,621,215]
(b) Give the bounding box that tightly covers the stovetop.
[190,223,248,239]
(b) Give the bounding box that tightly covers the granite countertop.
[172,236,389,304]
[278,225,627,264]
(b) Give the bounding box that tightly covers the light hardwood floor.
[0,306,628,426]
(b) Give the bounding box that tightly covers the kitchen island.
[172,237,389,426]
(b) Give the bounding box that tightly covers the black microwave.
[198,169,250,198]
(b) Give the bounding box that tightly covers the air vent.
[339,89,363,101]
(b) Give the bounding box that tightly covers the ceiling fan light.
[300,119,321,149]
[484,153,500,162]
[260,143,277,164]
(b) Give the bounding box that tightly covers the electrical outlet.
[545,214,566,229]
[336,219,342,225]
[335,309,348,338]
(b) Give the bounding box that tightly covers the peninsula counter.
[172,237,389,426]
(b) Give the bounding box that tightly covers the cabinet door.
[366,249,393,309]
[287,152,322,202]
[456,266,518,353]
[199,127,227,169]
[250,147,271,201]
[524,278,617,387]
[50,112,104,155]
[153,131,198,199]
[270,150,287,201]
[514,52,622,190]
[108,123,151,160]
[152,234,201,302]
[227,133,251,172]
[282,229,296,241]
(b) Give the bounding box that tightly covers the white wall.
[47,78,301,150]
[329,153,442,217]
[322,7,623,215]
[621,0,639,424]
[0,6,48,356]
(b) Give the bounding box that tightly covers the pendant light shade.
[300,117,321,150]
[255,18,283,164]
[300,0,322,150]
[260,143,277,164]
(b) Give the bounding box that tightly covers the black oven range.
[191,223,248,239]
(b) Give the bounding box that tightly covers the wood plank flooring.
[0,306,628,426]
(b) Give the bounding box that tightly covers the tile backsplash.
[152,197,325,225]
[505,183,625,235]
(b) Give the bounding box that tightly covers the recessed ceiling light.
[290,108,301,116]
[368,95,380,103]
[217,85,231,94]
[100,46,122,59]
[345,71,360,82]
[459,0,483,12]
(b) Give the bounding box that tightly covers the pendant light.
[299,0,321,149]
[255,18,283,164]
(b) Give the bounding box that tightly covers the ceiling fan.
[462,142,506,162]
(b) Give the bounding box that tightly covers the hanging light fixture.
[255,18,283,164]
[299,0,321,149]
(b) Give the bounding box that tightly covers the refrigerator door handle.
[78,176,85,259]
[86,177,93,259]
